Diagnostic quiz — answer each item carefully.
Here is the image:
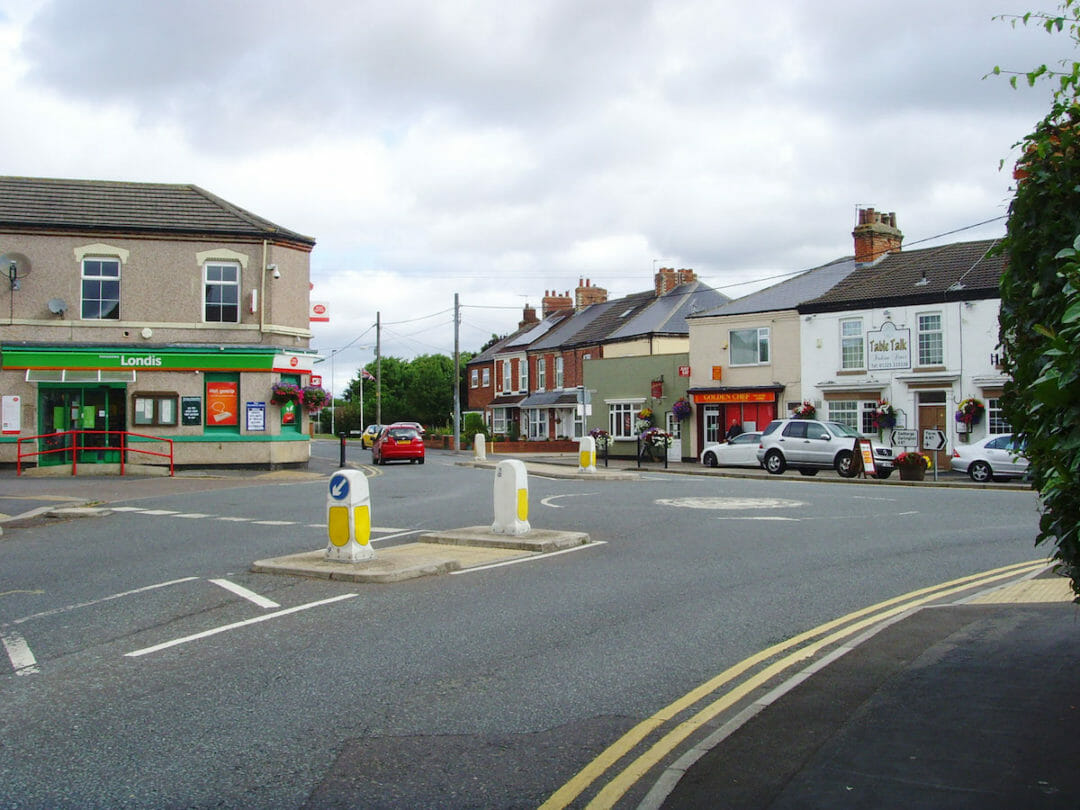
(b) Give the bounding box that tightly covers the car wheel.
[875,469,893,479]
[798,468,818,476]
[835,450,856,478]
[704,452,718,468]
[418,457,425,465]
[969,460,993,483]
[764,450,786,475]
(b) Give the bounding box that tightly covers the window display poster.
[2,395,20,434]
[206,382,238,426]
[246,401,266,432]
[280,399,297,425]
[181,396,202,425]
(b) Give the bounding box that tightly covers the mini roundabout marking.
[654,496,806,511]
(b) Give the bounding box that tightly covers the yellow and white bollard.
[578,435,596,473]
[474,433,487,461]
[491,459,530,535]
[326,470,374,562]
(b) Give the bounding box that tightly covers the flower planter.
[898,465,926,481]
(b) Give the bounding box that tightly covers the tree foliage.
[997,0,1080,597]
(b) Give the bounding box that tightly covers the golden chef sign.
[692,391,775,404]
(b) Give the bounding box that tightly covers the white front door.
[666,412,682,462]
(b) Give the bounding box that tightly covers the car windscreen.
[827,422,860,438]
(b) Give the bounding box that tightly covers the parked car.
[360,424,382,449]
[371,423,425,465]
[700,431,763,468]
[756,418,895,478]
[398,421,426,435]
[949,433,1028,482]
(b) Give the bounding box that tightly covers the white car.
[700,432,763,468]
[949,433,1029,482]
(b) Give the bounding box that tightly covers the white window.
[828,400,880,434]
[205,262,240,323]
[527,409,545,439]
[81,258,121,320]
[840,318,864,370]
[502,360,511,393]
[518,358,527,392]
[988,397,1010,434]
[536,358,546,390]
[609,402,637,439]
[482,368,490,387]
[492,407,507,434]
[917,312,943,366]
[730,327,770,365]
[555,356,564,388]
[470,369,478,388]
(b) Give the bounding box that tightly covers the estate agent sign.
[867,321,911,371]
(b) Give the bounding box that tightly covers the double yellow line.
[540,558,1050,809]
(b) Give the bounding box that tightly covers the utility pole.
[453,293,461,452]
[375,311,382,426]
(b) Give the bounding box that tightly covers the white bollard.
[491,459,530,535]
[578,435,596,473]
[326,470,374,562]
[474,433,487,461]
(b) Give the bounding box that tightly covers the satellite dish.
[0,252,31,281]
[48,298,67,314]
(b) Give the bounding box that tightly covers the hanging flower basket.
[955,397,985,427]
[872,399,897,431]
[301,385,329,412]
[589,427,611,449]
[792,400,816,419]
[635,406,655,433]
[270,382,302,406]
[672,398,692,421]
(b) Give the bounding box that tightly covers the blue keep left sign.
[329,473,350,501]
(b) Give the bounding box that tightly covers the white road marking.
[450,541,607,574]
[139,509,179,515]
[251,520,298,526]
[541,493,598,508]
[208,579,280,609]
[216,516,251,522]
[171,513,215,519]
[1,630,39,675]
[656,497,806,510]
[6,577,200,627]
[369,529,424,543]
[108,506,146,512]
[124,593,358,657]
[714,516,800,521]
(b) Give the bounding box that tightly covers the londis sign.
[2,347,316,373]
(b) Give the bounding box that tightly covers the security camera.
[268,264,281,279]
[272,268,281,279]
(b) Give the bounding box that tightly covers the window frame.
[555,356,564,388]
[536,357,546,391]
[470,369,479,389]
[518,357,528,392]
[81,257,121,320]
[730,326,770,366]
[204,261,241,323]
[988,396,1010,434]
[481,367,491,388]
[501,360,511,394]
[916,311,944,366]
[608,401,641,440]
[840,318,864,370]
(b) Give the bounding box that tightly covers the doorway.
[37,385,127,465]
[917,391,947,471]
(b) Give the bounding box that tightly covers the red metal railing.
[16,430,174,476]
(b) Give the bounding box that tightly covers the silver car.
[755,418,895,478]
[948,433,1028,482]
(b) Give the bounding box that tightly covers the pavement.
[2,452,1072,808]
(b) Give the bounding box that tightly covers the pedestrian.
[726,419,743,440]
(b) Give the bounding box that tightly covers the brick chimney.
[541,289,572,317]
[575,277,608,310]
[654,267,697,296]
[853,208,902,264]
[519,303,539,329]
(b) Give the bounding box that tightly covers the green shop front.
[0,345,319,470]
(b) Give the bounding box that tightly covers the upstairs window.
[502,360,511,393]
[840,318,864,370]
[205,262,240,323]
[470,369,479,388]
[537,358,546,390]
[917,312,943,366]
[81,258,121,320]
[518,357,527,391]
[730,327,770,366]
[555,356,564,388]
[482,368,490,387]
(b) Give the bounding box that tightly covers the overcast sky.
[0,0,1072,394]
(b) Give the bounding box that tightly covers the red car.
[371,423,426,465]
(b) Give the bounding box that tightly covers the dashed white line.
[124,593,358,657]
[6,577,200,626]
[450,541,607,574]
[208,579,280,609]
[1,630,40,675]
[251,520,298,526]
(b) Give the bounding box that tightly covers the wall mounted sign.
[206,382,238,426]
[867,321,911,371]
[246,401,266,432]
[2,395,20,434]
[692,391,775,404]
[181,396,202,425]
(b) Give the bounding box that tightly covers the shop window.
[132,393,178,426]
[609,402,638,439]
[204,374,240,433]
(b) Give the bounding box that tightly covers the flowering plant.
[793,400,816,419]
[671,398,692,420]
[955,397,985,426]
[640,427,673,448]
[270,382,302,405]
[301,385,329,412]
[895,451,932,470]
[872,399,897,430]
[589,427,611,448]
[635,406,655,433]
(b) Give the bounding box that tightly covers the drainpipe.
[260,239,268,334]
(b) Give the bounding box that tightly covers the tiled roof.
[0,176,315,246]
[800,239,1004,313]
[607,281,728,339]
[693,257,859,317]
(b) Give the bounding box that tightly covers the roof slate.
[0,176,315,246]
[799,239,1004,313]
[693,257,859,318]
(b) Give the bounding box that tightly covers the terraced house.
[0,176,319,471]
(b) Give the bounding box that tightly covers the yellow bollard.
[578,435,597,473]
